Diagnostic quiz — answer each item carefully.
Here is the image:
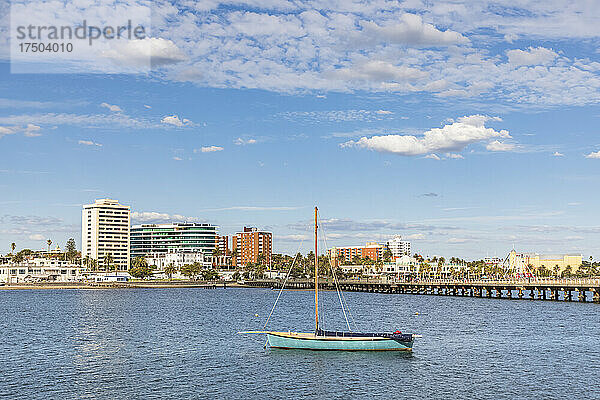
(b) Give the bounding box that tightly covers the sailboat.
[244,207,417,351]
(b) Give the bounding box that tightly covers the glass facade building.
[130,223,217,258]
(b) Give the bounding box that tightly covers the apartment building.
[232,227,272,267]
[82,199,131,270]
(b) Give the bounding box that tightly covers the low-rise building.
[508,250,582,275]
[144,249,210,270]
[329,242,385,263]
[0,258,83,283]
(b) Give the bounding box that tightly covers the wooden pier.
[247,278,600,303]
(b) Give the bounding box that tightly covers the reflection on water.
[1,287,599,399]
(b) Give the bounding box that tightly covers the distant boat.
[242,207,418,351]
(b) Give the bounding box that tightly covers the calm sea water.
[1,287,599,399]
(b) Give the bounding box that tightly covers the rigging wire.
[262,224,308,331]
[318,211,358,332]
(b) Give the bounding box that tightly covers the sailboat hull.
[266,332,413,351]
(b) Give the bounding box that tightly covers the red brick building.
[232,227,272,267]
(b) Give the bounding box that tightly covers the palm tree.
[47,239,52,253]
[212,248,222,268]
[104,253,114,272]
[90,258,97,272]
[230,249,238,268]
[10,242,16,255]
[164,262,176,281]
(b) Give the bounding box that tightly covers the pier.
[247,278,600,303]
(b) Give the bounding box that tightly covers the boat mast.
[314,206,319,333]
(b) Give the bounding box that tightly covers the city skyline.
[2,1,600,258]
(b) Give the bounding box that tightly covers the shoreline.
[0,281,248,290]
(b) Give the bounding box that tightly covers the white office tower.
[387,235,411,257]
[82,199,131,270]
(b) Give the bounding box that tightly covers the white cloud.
[446,153,464,159]
[552,152,564,157]
[375,110,393,115]
[486,140,516,152]
[132,211,202,223]
[23,124,41,137]
[425,153,441,160]
[342,115,510,156]
[360,14,469,46]
[28,234,45,240]
[585,151,600,159]
[78,140,102,147]
[506,47,558,66]
[100,103,122,113]
[196,146,224,153]
[161,115,192,127]
[143,105,152,109]
[234,137,257,145]
[172,156,183,161]
[0,126,18,138]
[404,233,426,240]
[0,113,151,129]
[0,124,41,138]
[101,38,187,68]
[331,60,427,83]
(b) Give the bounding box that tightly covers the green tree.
[201,269,220,281]
[181,262,202,280]
[46,239,52,252]
[65,238,77,263]
[10,242,16,255]
[104,253,114,272]
[164,263,177,280]
[232,271,241,280]
[213,248,222,268]
[383,249,393,262]
[230,249,238,267]
[129,263,154,279]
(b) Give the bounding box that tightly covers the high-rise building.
[386,235,411,258]
[216,235,229,255]
[82,199,131,270]
[232,227,272,267]
[130,223,217,259]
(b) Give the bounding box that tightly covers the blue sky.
[1,0,600,259]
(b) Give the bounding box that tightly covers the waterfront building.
[216,235,229,254]
[386,235,411,258]
[82,199,131,270]
[144,249,210,270]
[130,223,217,259]
[232,227,272,267]
[328,242,385,263]
[0,258,82,283]
[508,250,582,275]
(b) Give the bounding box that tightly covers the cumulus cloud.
[132,211,202,223]
[78,140,102,147]
[101,38,187,68]
[341,115,510,156]
[161,115,192,127]
[585,151,600,159]
[552,151,564,157]
[0,126,18,138]
[360,14,469,46]
[506,47,558,66]
[486,140,516,152]
[331,60,427,83]
[100,102,122,112]
[425,153,441,160]
[28,234,45,240]
[234,137,257,145]
[196,146,224,153]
